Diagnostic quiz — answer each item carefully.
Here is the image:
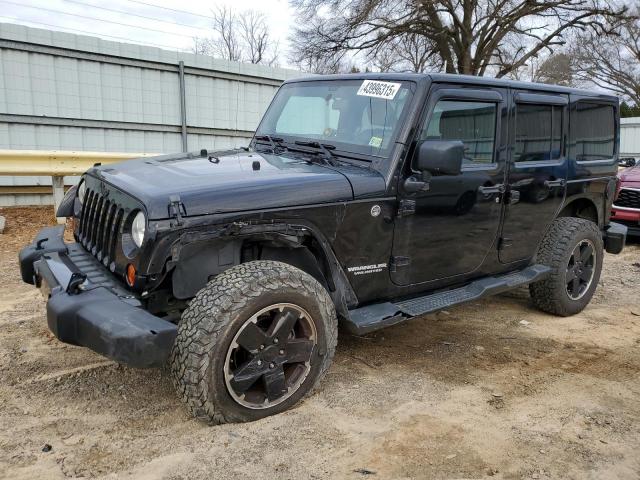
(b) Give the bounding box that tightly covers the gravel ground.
[0,206,639,480]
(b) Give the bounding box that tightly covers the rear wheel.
[170,261,337,424]
[529,217,603,316]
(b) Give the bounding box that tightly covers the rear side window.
[421,100,497,164]
[572,103,615,161]
[514,104,563,162]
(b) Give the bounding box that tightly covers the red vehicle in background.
[612,160,640,236]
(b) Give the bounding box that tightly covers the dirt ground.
[0,206,639,480]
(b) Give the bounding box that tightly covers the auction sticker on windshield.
[357,80,401,100]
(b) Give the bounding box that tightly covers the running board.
[344,264,551,335]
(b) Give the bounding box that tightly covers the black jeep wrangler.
[19,74,627,424]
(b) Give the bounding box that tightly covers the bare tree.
[288,34,346,73]
[572,14,640,105]
[531,53,573,86]
[210,5,242,62]
[378,35,444,73]
[192,37,210,56]
[239,10,279,66]
[370,45,400,73]
[290,0,627,77]
[193,7,278,66]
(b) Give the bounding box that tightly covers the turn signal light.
[126,264,136,287]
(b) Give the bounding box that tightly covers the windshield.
[255,79,415,158]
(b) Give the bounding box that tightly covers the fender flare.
[168,220,358,319]
[557,194,602,226]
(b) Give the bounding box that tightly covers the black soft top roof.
[285,72,618,102]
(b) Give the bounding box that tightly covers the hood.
[89,150,385,219]
[618,165,640,184]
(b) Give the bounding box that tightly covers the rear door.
[499,92,569,263]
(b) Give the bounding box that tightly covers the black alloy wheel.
[224,303,317,409]
[171,260,337,424]
[565,239,596,301]
[529,217,603,317]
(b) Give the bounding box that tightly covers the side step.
[344,264,551,335]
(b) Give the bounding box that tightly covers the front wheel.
[529,217,603,316]
[170,261,338,424]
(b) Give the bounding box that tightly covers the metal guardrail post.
[51,176,66,224]
[178,60,188,153]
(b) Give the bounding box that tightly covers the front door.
[499,92,569,264]
[391,84,507,286]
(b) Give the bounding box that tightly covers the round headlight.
[77,180,86,204]
[131,211,146,248]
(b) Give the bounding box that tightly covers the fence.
[621,117,640,158]
[0,22,300,206]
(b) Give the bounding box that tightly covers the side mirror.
[619,157,636,167]
[416,140,464,176]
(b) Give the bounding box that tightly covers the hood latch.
[169,195,185,226]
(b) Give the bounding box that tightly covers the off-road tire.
[170,261,338,424]
[529,217,603,316]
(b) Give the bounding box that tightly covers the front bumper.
[611,207,640,236]
[19,226,177,368]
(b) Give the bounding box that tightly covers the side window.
[572,102,615,161]
[421,100,497,164]
[514,104,563,162]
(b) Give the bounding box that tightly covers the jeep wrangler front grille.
[77,189,125,268]
[614,188,640,210]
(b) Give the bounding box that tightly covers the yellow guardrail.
[0,150,154,176]
[0,149,629,224]
[0,149,158,223]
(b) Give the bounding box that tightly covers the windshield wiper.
[294,141,338,166]
[254,134,287,153]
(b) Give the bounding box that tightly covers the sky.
[0,0,295,63]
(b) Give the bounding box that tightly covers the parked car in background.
[612,162,640,236]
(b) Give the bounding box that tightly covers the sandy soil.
[1,206,639,480]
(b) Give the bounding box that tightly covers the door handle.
[506,190,520,205]
[478,184,505,195]
[544,179,565,188]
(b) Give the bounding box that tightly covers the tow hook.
[66,272,87,294]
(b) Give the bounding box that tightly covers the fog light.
[126,264,136,287]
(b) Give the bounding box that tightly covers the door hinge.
[397,199,416,218]
[168,194,185,226]
[498,237,513,250]
[390,256,411,272]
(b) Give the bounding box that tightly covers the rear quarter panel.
[564,94,620,227]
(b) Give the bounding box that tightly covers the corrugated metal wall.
[621,117,640,158]
[0,23,301,206]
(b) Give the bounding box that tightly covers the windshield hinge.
[397,199,416,218]
[168,195,185,226]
